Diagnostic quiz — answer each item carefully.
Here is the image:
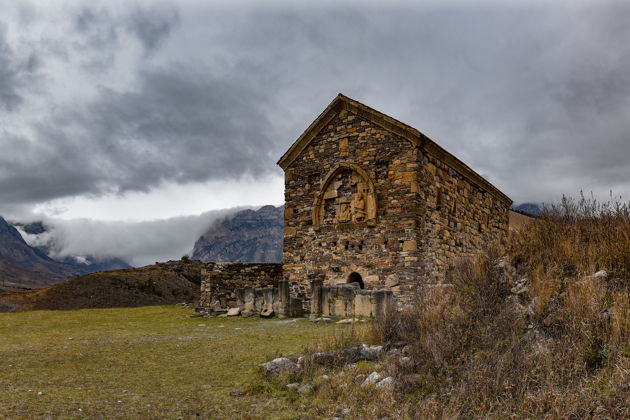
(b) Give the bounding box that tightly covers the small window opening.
[347,272,365,289]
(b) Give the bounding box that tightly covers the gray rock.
[362,371,381,386]
[376,376,395,389]
[297,384,315,394]
[359,344,383,361]
[227,307,241,316]
[399,356,411,366]
[261,357,300,376]
[593,270,608,279]
[526,297,540,317]
[286,382,300,391]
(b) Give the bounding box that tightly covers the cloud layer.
[18,207,246,267]
[1,0,630,218]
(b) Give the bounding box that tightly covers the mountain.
[192,205,283,263]
[0,259,203,312]
[0,217,131,290]
[0,216,76,289]
[511,202,542,216]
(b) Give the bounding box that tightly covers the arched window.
[347,272,364,289]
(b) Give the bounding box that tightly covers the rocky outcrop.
[192,205,283,263]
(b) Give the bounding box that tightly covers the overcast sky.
[1,0,630,262]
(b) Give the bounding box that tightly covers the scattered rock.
[399,356,411,366]
[593,270,608,279]
[286,383,300,391]
[337,318,359,324]
[229,390,245,397]
[359,344,383,361]
[320,374,330,381]
[241,311,256,318]
[362,371,381,386]
[310,317,332,323]
[261,357,300,376]
[297,384,315,394]
[376,376,395,389]
[227,307,241,316]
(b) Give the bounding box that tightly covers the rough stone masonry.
[277,94,512,303]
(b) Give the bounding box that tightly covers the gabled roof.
[277,93,512,206]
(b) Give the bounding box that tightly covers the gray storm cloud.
[1,0,630,216]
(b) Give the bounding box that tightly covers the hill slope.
[192,205,283,263]
[0,259,204,312]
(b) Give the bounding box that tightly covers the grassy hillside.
[0,259,204,312]
[0,306,342,419]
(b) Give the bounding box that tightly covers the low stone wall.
[198,263,283,309]
[234,280,304,318]
[198,263,393,319]
[310,278,394,319]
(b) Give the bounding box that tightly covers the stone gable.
[278,94,512,303]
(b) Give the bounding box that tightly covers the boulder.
[375,376,396,389]
[362,371,381,386]
[359,344,383,361]
[227,307,241,316]
[336,318,359,324]
[297,384,315,394]
[286,382,300,391]
[261,357,300,376]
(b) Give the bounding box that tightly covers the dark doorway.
[347,272,364,289]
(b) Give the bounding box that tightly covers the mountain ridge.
[191,205,283,263]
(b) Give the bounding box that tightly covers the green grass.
[0,306,340,419]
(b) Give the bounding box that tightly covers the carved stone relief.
[313,163,377,227]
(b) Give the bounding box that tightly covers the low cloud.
[18,207,248,267]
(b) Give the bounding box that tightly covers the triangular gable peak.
[277,93,512,206]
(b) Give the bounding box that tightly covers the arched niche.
[312,162,377,227]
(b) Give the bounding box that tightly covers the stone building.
[278,94,512,300]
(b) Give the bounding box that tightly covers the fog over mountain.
[14,207,246,267]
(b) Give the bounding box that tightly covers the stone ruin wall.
[283,107,510,302]
[419,152,511,281]
[198,263,283,309]
[283,109,423,301]
[197,263,393,319]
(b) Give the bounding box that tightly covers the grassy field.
[0,306,342,419]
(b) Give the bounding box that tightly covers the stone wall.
[282,108,422,298]
[419,153,511,282]
[198,263,283,309]
[310,278,394,319]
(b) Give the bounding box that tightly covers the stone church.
[278,94,512,300]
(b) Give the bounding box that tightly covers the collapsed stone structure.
[278,94,512,302]
[198,94,511,317]
[198,265,394,319]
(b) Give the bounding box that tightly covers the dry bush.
[363,196,630,418]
